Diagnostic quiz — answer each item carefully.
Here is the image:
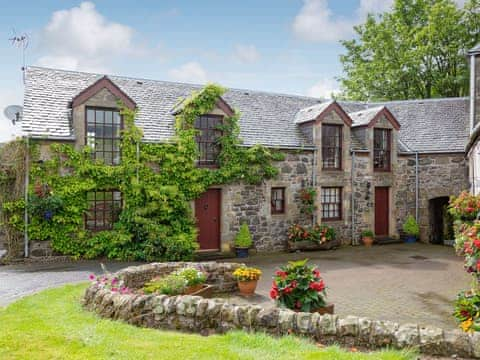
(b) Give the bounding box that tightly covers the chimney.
[470,44,480,132]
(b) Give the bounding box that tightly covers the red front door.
[375,187,389,236]
[195,189,221,250]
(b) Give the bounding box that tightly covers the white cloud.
[0,89,22,143]
[168,62,208,84]
[357,0,393,19]
[306,78,340,99]
[36,1,135,72]
[233,44,261,63]
[293,0,467,43]
[292,0,353,42]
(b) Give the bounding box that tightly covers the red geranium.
[271,259,327,312]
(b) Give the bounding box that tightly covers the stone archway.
[428,197,453,244]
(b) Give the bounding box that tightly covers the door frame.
[195,188,221,252]
[374,186,390,236]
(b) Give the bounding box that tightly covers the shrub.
[143,274,187,295]
[234,223,252,248]
[361,230,374,238]
[287,224,335,243]
[270,259,327,312]
[402,215,420,237]
[232,266,262,282]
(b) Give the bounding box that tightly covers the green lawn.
[0,284,415,360]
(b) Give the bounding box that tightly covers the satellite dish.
[4,105,23,125]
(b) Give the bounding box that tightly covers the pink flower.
[111,287,118,292]
[88,274,95,281]
[111,277,119,285]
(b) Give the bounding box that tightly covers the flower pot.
[184,284,204,295]
[405,235,417,243]
[188,284,214,298]
[362,236,374,247]
[238,280,258,296]
[235,247,249,258]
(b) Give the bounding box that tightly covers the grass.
[0,284,416,360]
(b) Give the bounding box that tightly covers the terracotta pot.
[362,236,374,247]
[238,280,258,296]
[188,284,214,298]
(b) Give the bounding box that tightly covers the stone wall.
[475,55,480,128]
[83,263,479,358]
[219,150,314,252]
[395,153,469,242]
[117,262,243,293]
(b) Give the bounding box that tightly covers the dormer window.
[86,107,122,165]
[194,114,223,167]
[322,124,342,170]
[374,128,391,171]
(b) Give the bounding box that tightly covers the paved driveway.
[0,243,469,329]
[0,260,138,307]
[240,243,470,329]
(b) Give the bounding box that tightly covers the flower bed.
[83,262,480,358]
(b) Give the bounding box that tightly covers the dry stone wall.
[83,263,480,358]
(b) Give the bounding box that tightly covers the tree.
[339,0,480,101]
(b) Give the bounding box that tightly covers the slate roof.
[23,66,469,153]
[293,101,333,124]
[349,106,384,127]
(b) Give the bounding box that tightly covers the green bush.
[403,215,420,237]
[234,223,253,248]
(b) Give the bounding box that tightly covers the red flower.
[295,300,302,309]
[467,207,475,213]
[283,286,293,294]
[474,239,480,249]
[309,280,325,292]
[270,287,279,299]
[312,269,321,278]
[275,270,288,279]
[476,260,480,272]
[290,280,298,289]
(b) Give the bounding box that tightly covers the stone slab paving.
[232,243,470,330]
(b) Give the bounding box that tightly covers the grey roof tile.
[294,101,333,124]
[349,106,385,127]
[23,67,469,153]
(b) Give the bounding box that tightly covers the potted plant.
[403,215,420,243]
[177,267,207,294]
[233,266,262,296]
[270,259,333,314]
[234,223,253,258]
[287,223,340,251]
[361,230,374,247]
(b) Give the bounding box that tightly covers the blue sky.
[0,0,465,141]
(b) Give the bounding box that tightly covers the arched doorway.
[429,197,454,244]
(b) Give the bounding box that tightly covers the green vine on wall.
[1,84,284,261]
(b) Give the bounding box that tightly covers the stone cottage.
[14,66,469,254]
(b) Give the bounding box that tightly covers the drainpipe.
[312,147,317,225]
[415,151,419,223]
[24,134,29,258]
[351,150,357,245]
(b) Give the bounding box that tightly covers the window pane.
[195,115,223,166]
[322,125,342,169]
[86,108,122,165]
[86,191,122,231]
[321,187,341,220]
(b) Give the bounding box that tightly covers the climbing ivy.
[2,84,284,261]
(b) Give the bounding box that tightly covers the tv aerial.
[4,105,23,125]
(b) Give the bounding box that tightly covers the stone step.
[195,251,236,261]
[375,236,403,245]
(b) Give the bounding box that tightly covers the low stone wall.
[83,263,479,358]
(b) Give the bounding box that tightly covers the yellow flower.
[460,318,473,332]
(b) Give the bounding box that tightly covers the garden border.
[83,262,480,358]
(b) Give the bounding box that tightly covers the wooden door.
[375,187,389,236]
[195,189,221,251]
